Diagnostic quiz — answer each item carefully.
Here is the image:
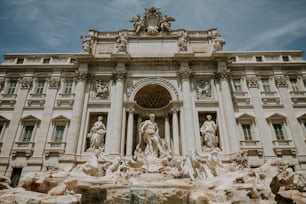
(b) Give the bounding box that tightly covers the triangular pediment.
[21,115,40,123]
[52,115,70,124]
[266,113,286,122]
[0,115,10,123]
[297,113,306,122]
[236,113,256,122]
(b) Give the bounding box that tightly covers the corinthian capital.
[178,70,193,80]
[75,71,89,82]
[113,70,126,81]
[215,68,230,81]
[19,77,32,89]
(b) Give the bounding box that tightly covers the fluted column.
[105,66,126,153]
[215,61,240,153]
[179,63,196,152]
[171,108,180,156]
[164,116,171,149]
[65,71,88,155]
[126,107,134,156]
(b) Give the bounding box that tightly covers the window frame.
[63,78,74,94]
[7,79,18,94]
[232,78,243,92]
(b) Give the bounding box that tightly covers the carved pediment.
[236,113,256,122]
[52,115,70,124]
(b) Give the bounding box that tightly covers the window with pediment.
[51,115,69,143]
[266,113,288,140]
[236,113,256,141]
[19,115,40,142]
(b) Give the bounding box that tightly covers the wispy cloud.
[243,17,306,50]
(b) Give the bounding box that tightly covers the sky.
[0,0,306,62]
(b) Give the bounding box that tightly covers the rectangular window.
[290,78,299,92]
[242,124,252,140]
[282,56,289,62]
[54,125,65,142]
[273,124,285,140]
[255,56,262,62]
[0,124,3,135]
[261,78,271,92]
[7,80,17,94]
[64,79,73,94]
[233,79,242,92]
[10,168,22,187]
[43,58,50,64]
[36,79,45,94]
[16,58,24,64]
[22,125,34,142]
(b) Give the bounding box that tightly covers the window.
[16,58,24,64]
[0,124,3,134]
[242,124,252,140]
[53,125,65,142]
[233,79,242,92]
[35,79,45,94]
[64,79,73,94]
[289,78,299,92]
[7,80,17,94]
[282,56,289,62]
[22,125,34,142]
[10,168,22,187]
[255,56,262,62]
[261,78,271,92]
[43,58,50,64]
[273,124,285,140]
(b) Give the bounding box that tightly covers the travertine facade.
[0,7,306,191]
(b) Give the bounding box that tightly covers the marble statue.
[116,32,128,53]
[87,116,106,151]
[178,31,189,51]
[80,35,91,53]
[130,15,146,33]
[95,81,109,99]
[139,114,165,157]
[200,115,218,148]
[197,80,212,98]
[159,15,175,32]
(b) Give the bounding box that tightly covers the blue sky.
[1,0,306,62]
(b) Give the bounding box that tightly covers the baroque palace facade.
[0,7,306,186]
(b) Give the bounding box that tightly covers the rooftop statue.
[130,7,175,33]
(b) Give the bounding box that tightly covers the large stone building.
[0,7,306,187]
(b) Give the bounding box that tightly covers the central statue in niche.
[139,114,165,157]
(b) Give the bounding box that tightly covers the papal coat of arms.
[130,7,175,33]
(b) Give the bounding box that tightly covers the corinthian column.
[105,65,126,154]
[171,107,180,156]
[65,71,88,156]
[179,63,196,152]
[126,107,134,156]
[215,61,240,153]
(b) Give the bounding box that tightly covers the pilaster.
[64,67,88,157]
[178,63,196,153]
[215,61,240,154]
[104,64,126,154]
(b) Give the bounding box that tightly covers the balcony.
[11,141,35,157]
[232,92,251,106]
[260,92,280,105]
[272,139,296,156]
[0,94,17,107]
[44,142,66,157]
[27,93,46,106]
[240,140,263,156]
[56,93,75,107]
[290,91,306,104]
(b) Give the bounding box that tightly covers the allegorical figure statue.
[200,115,218,148]
[140,114,164,157]
[116,32,128,53]
[87,116,106,151]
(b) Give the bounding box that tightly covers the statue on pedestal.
[200,115,218,149]
[87,116,106,151]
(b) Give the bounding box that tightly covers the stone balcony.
[272,139,297,156]
[44,142,66,157]
[240,140,263,156]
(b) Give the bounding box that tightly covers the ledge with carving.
[231,91,252,106]
[0,94,17,107]
[272,139,297,156]
[44,142,66,157]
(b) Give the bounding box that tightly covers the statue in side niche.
[87,116,106,151]
[200,115,218,148]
